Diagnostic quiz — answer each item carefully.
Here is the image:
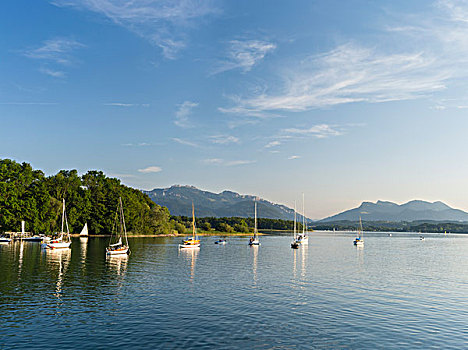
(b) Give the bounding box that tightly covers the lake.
[1,232,467,349]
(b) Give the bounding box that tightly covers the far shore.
[70,232,264,238]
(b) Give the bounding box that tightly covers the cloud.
[138,166,162,173]
[265,140,281,148]
[172,137,199,147]
[51,0,218,59]
[283,124,343,138]
[39,67,66,78]
[209,135,240,144]
[174,101,198,128]
[203,158,256,166]
[23,38,85,77]
[288,155,301,160]
[212,39,276,74]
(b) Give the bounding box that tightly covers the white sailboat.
[106,198,130,255]
[43,199,72,249]
[295,194,309,244]
[291,201,299,249]
[249,201,260,246]
[179,202,200,249]
[79,222,88,237]
[353,217,364,246]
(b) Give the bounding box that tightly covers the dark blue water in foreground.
[1,232,467,349]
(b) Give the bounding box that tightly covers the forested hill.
[0,159,174,235]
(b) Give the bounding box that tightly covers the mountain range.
[144,185,468,223]
[143,185,308,221]
[320,200,468,222]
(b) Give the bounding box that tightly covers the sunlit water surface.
[1,232,467,349]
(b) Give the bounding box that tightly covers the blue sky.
[2,0,468,218]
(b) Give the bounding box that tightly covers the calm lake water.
[1,232,467,349]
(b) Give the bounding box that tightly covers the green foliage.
[0,159,173,235]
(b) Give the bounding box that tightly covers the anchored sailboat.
[106,198,130,255]
[43,199,72,249]
[79,223,88,237]
[249,201,260,246]
[179,203,200,249]
[295,194,309,245]
[353,217,364,246]
[291,201,299,249]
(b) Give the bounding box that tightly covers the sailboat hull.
[295,237,308,244]
[43,242,71,249]
[249,240,260,246]
[179,243,200,249]
[106,247,129,255]
[353,240,364,246]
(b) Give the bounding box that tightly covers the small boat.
[42,199,72,249]
[353,217,364,246]
[420,236,425,241]
[214,239,226,245]
[249,201,260,246]
[106,198,130,255]
[79,222,88,237]
[388,233,392,237]
[179,203,200,249]
[0,236,11,243]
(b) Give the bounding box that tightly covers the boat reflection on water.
[252,244,258,284]
[300,244,308,280]
[44,248,71,314]
[179,247,199,283]
[107,253,129,276]
[80,236,88,263]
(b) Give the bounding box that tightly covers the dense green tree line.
[0,159,173,235]
[172,215,305,233]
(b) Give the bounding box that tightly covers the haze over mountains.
[143,185,308,221]
[320,200,468,222]
[144,186,468,223]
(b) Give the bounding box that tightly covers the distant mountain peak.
[321,199,467,222]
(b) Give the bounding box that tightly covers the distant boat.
[214,239,226,245]
[295,193,309,245]
[179,203,201,249]
[291,201,299,249]
[353,217,364,246]
[106,198,130,255]
[420,236,425,241]
[42,199,72,249]
[79,222,88,237]
[249,201,260,246]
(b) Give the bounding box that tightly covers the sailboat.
[179,203,200,249]
[106,198,130,255]
[249,201,260,246]
[353,217,364,246]
[291,201,299,249]
[43,199,72,249]
[79,222,88,237]
[295,194,309,244]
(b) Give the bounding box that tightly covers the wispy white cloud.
[172,137,199,147]
[209,135,240,144]
[51,0,218,59]
[39,67,66,78]
[283,124,343,139]
[23,38,85,77]
[203,158,256,166]
[122,142,152,147]
[212,39,276,74]
[265,140,281,148]
[174,101,198,128]
[138,166,162,173]
[288,155,301,160]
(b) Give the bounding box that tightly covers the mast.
[302,193,305,235]
[192,202,196,240]
[359,216,363,239]
[61,198,65,234]
[254,201,258,239]
[120,197,128,246]
[294,201,297,240]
